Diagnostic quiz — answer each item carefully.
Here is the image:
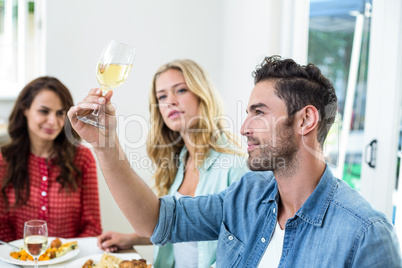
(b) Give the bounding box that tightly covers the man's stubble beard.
[247,118,299,175]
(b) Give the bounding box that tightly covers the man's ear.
[297,105,319,136]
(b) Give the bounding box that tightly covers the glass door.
[308,0,402,241]
[308,0,371,190]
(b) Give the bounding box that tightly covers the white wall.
[46,0,226,234]
[45,0,307,235]
[220,0,309,135]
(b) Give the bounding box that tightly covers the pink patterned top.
[0,146,102,242]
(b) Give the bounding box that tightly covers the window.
[0,0,44,99]
[308,0,371,190]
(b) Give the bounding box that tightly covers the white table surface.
[0,237,140,268]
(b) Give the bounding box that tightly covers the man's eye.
[255,110,263,115]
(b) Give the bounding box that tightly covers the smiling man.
[151,56,401,267]
[69,56,401,267]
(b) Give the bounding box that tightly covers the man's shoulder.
[330,179,389,225]
[328,180,401,266]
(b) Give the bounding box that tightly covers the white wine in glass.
[24,220,48,268]
[97,63,132,90]
[77,40,136,129]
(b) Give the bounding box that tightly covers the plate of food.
[69,253,152,268]
[0,237,80,266]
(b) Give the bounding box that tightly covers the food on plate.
[9,249,34,261]
[51,238,62,248]
[55,241,78,257]
[82,253,151,268]
[120,259,150,268]
[82,259,94,268]
[9,238,78,261]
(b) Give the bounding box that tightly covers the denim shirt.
[153,144,249,268]
[151,166,402,267]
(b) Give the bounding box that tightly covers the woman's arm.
[0,156,15,242]
[67,89,160,237]
[0,197,14,242]
[97,231,152,252]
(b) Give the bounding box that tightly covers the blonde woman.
[96,59,248,268]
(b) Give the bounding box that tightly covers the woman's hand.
[97,231,137,252]
[67,88,116,148]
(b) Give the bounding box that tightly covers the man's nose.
[240,116,252,136]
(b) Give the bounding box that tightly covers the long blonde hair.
[147,59,242,196]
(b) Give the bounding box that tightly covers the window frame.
[0,0,45,99]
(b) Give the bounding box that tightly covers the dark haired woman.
[0,76,102,241]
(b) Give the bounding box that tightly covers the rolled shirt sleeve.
[151,190,226,246]
[151,196,176,246]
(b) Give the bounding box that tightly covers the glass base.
[77,114,106,129]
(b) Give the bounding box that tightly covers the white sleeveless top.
[173,191,199,268]
[258,221,285,268]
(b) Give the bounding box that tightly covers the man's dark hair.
[253,55,338,147]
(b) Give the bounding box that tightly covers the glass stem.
[92,106,101,116]
[91,88,108,116]
[34,257,38,268]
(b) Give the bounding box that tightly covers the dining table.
[0,236,141,268]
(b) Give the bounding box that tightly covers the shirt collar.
[179,145,221,171]
[295,165,338,227]
[178,145,188,165]
[178,135,231,171]
[259,172,278,204]
[261,165,338,227]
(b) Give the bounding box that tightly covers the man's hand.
[67,88,116,148]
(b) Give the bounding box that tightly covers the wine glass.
[77,39,136,129]
[23,220,48,268]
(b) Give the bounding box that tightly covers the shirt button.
[42,176,47,181]
[228,236,233,241]
[41,206,46,211]
[41,191,47,197]
[261,237,266,243]
[273,208,276,213]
